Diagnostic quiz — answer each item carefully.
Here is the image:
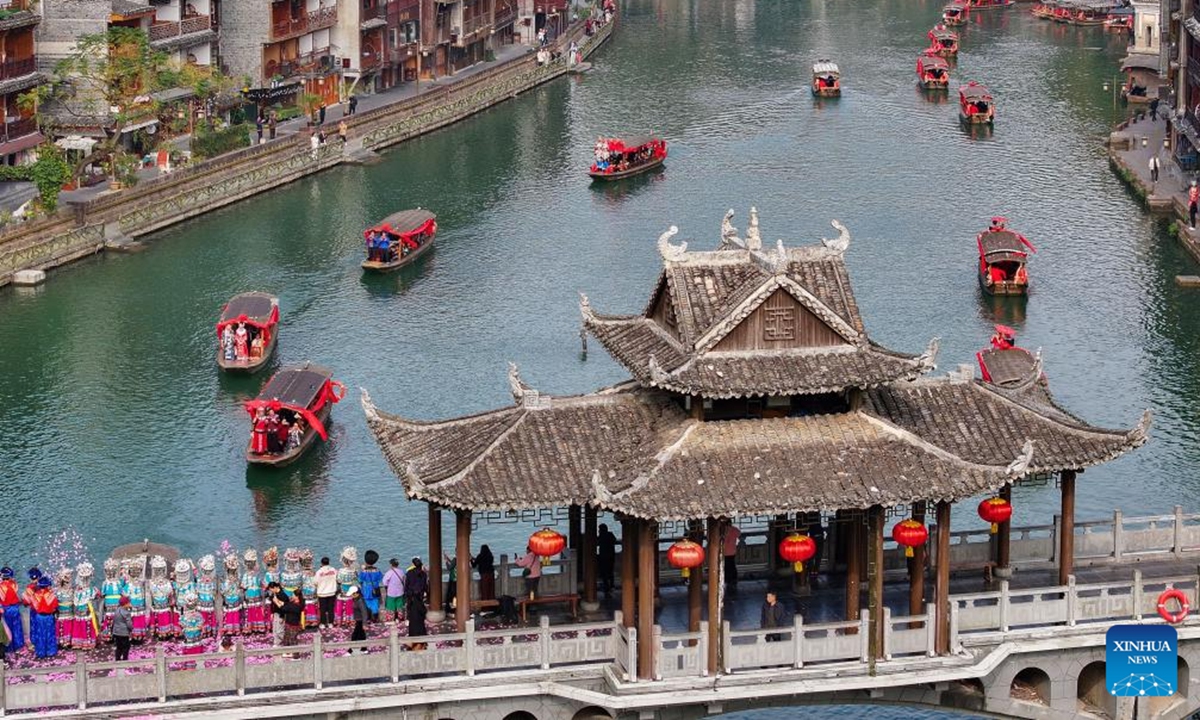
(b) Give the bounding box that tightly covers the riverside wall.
[0,18,614,288]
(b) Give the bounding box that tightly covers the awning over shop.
[55,136,97,151]
[0,132,42,156]
[119,117,159,134]
[149,87,195,104]
[1122,54,1160,72]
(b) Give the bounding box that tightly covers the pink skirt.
[182,642,205,655]
[131,611,148,639]
[56,617,73,647]
[72,616,96,649]
[221,606,242,633]
[100,610,114,641]
[305,602,318,625]
[200,609,216,636]
[152,608,177,637]
[335,597,353,624]
[244,603,267,633]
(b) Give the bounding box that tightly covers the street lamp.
[1102,76,1120,108]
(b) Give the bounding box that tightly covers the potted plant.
[110,151,141,190]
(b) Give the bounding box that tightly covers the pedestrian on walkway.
[310,132,320,159]
[761,591,786,642]
[314,557,337,628]
[281,589,303,650]
[596,526,616,595]
[1150,155,1160,182]
[1151,97,1160,122]
[267,583,287,647]
[404,558,429,648]
[111,596,133,661]
[472,544,495,601]
[338,119,348,144]
[348,586,368,651]
[349,95,358,116]
[1189,181,1199,228]
[723,524,741,590]
[255,114,264,143]
[318,102,327,126]
[382,558,405,623]
[268,112,277,140]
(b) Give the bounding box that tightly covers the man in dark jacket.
[404,558,429,647]
[597,524,617,595]
[348,586,368,653]
[761,592,787,642]
[111,596,134,661]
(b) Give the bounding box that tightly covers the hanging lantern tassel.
[793,560,803,573]
[990,522,999,534]
[905,545,914,558]
[540,555,551,567]
[681,567,690,579]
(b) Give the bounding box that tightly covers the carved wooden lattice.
[763,307,796,341]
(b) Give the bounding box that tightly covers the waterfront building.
[363,211,1148,677]
[1123,0,1161,99]
[220,0,340,106]
[145,0,218,68]
[517,0,567,46]
[0,0,43,165]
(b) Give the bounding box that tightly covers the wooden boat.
[976,326,1043,387]
[216,292,279,374]
[245,362,344,467]
[917,51,951,90]
[588,136,667,181]
[1057,0,1117,25]
[963,0,1013,9]
[361,208,437,273]
[1103,8,1132,31]
[959,81,995,124]
[927,26,960,57]
[977,217,1036,296]
[942,2,969,26]
[811,60,841,97]
[1031,3,1055,18]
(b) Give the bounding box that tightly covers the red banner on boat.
[216,305,279,336]
[244,379,343,442]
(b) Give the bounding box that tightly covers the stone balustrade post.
[793,614,805,669]
[949,603,960,653]
[235,640,246,696]
[1133,569,1143,621]
[156,645,167,701]
[721,620,732,674]
[882,607,893,661]
[858,610,870,663]
[651,625,663,680]
[925,605,937,657]
[465,617,476,676]
[312,633,323,690]
[1175,506,1185,558]
[539,615,551,670]
[1114,510,1124,561]
[697,621,709,677]
[1067,575,1078,627]
[75,655,87,710]
[627,626,639,682]
[999,580,1010,632]
[389,625,400,682]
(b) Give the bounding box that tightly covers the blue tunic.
[3,604,22,651]
[358,569,383,615]
[30,611,56,658]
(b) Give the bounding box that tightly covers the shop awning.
[55,136,97,151]
[119,117,159,134]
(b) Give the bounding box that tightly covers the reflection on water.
[717,704,982,720]
[976,292,1028,327]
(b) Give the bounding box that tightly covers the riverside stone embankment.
[0,18,613,288]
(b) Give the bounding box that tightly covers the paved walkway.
[1111,112,1200,260]
[59,43,535,205]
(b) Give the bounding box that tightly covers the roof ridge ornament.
[506,362,544,409]
[647,354,672,385]
[579,292,594,322]
[916,337,940,373]
[1129,409,1152,444]
[657,225,687,261]
[772,238,788,274]
[720,209,744,249]
[745,207,762,251]
[1007,348,1044,391]
[821,219,851,254]
[1005,439,1035,477]
[591,469,612,504]
[360,387,379,421]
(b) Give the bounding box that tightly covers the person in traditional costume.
[29,576,58,659]
[72,562,99,650]
[54,567,73,649]
[234,322,249,360]
[251,407,269,455]
[221,553,242,635]
[221,324,235,361]
[24,566,42,602]
[0,567,23,653]
[299,549,318,628]
[335,547,358,626]
[178,593,205,657]
[262,547,280,638]
[121,559,149,641]
[265,411,281,453]
[250,334,265,360]
[241,549,266,634]
[99,557,123,641]
[287,420,303,450]
[195,555,217,638]
[359,550,383,622]
[173,558,196,638]
[280,549,303,601]
[147,555,175,638]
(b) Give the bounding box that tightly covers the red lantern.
[978,497,1013,534]
[891,519,929,558]
[667,539,705,578]
[778,533,817,573]
[528,528,566,566]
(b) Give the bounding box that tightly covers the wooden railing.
[0,116,35,141]
[494,3,516,26]
[0,57,34,81]
[271,5,337,41]
[461,12,490,36]
[149,14,212,41]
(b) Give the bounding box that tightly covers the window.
[390,28,398,47]
[763,307,796,341]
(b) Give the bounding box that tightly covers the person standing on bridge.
[1150,155,1160,183]
[383,558,405,623]
[597,526,616,596]
[110,596,133,662]
[404,558,429,649]
[761,591,787,642]
[314,557,337,629]
[1190,181,1199,228]
[723,524,742,591]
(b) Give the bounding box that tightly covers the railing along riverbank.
[0,17,615,288]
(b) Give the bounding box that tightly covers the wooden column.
[706,517,722,674]
[996,484,1012,575]
[688,547,703,634]
[455,509,471,632]
[867,506,885,661]
[583,506,598,605]
[934,501,951,654]
[620,517,636,628]
[428,504,443,615]
[844,511,861,623]
[637,519,657,680]
[833,510,847,571]
[909,501,927,618]
[1058,471,1077,587]
[569,505,582,582]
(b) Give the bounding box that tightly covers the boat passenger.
[222,325,235,361]
[287,420,303,450]
[266,409,281,453]
[378,233,392,262]
[989,266,1007,284]
[366,232,378,261]
[234,323,249,361]
[252,408,270,455]
[276,417,290,451]
[250,334,265,360]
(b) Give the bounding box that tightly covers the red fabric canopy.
[364,217,436,242]
[216,305,279,336]
[244,379,344,441]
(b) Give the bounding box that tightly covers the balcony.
[0,116,35,141]
[270,5,337,42]
[0,57,35,81]
[494,3,515,27]
[532,0,568,14]
[265,47,335,79]
[149,14,212,42]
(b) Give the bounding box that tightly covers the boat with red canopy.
[959,81,995,124]
[216,292,279,373]
[977,217,1036,295]
[811,60,841,97]
[928,26,959,56]
[976,326,1043,387]
[245,362,344,467]
[963,0,1014,10]
[917,51,951,90]
[942,2,969,25]
[589,136,667,181]
[362,208,437,273]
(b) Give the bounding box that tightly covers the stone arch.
[571,707,614,720]
[1077,660,1115,718]
[1011,666,1052,706]
[503,713,538,720]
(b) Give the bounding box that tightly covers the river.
[0,0,1194,572]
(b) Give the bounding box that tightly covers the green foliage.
[111,152,141,187]
[29,145,71,212]
[273,106,302,122]
[191,123,250,160]
[0,164,32,182]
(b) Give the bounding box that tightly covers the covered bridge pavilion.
[363,209,1147,679]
